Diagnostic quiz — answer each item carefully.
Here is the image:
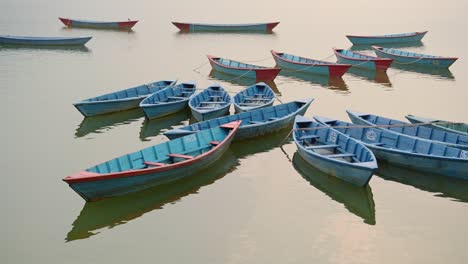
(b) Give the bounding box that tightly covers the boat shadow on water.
[349,41,424,51]
[347,67,392,87]
[208,70,280,95]
[292,153,376,225]
[61,26,136,34]
[0,44,91,53]
[75,108,145,138]
[390,63,455,80]
[278,70,348,93]
[139,109,191,141]
[375,161,468,203]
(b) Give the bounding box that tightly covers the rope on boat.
[392,56,426,65]
[293,120,464,131]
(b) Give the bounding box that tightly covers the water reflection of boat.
[208,69,280,94]
[349,41,424,51]
[292,153,376,225]
[279,70,348,92]
[347,67,392,87]
[75,108,144,138]
[66,150,239,242]
[376,161,468,203]
[0,43,91,53]
[390,63,455,80]
[139,109,190,141]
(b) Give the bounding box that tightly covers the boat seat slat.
[306,144,340,150]
[326,153,355,158]
[167,153,194,159]
[300,135,319,140]
[168,96,187,100]
[144,161,166,167]
[249,121,264,124]
[195,106,218,110]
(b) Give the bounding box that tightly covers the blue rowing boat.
[406,115,468,136]
[271,50,351,77]
[372,46,458,68]
[346,31,427,45]
[347,111,468,150]
[73,80,176,117]
[333,48,393,71]
[208,55,281,81]
[315,117,468,179]
[172,22,279,32]
[164,99,313,141]
[0,35,92,46]
[59,18,138,30]
[233,82,276,113]
[189,84,232,121]
[63,121,241,201]
[139,82,197,119]
[293,116,377,186]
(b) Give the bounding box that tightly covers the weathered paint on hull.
[347,32,427,45]
[0,35,92,46]
[74,98,143,117]
[141,101,189,119]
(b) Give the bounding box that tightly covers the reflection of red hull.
[59,17,138,30]
[207,55,281,81]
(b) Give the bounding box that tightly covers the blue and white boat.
[293,116,377,186]
[164,99,313,141]
[315,117,468,179]
[74,80,176,117]
[139,82,197,119]
[406,115,468,136]
[347,111,468,150]
[0,35,92,46]
[346,31,427,45]
[333,48,393,71]
[233,82,276,113]
[188,84,232,121]
[372,46,458,68]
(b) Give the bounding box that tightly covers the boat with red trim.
[172,22,279,32]
[372,46,458,68]
[207,55,281,81]
[346,31,427,45]
[333,48,393,71]
[59,17,138,30]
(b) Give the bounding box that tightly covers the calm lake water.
[1,0,467,263]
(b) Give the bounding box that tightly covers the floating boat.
[0,35,92,46]
[372,46,458,68]
[139,82,197,119]
[59,17,138,30]
[315,117,468,179]
[207,55,281,81]
[233,82,276,113]
[172,22,279,32]
[74,80,176,117]
[333,48,393,71]
[347,111,468,150]
[293,116,377,186]
[63,121,241,201]
[346,31,427,45]
[164,99,313,141]
[406,115,468,136]
[271,50,351,77]
[189,84,232,121]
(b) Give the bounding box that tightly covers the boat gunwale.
[272,50,351,67]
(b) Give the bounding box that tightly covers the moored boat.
[406,115,468,136]
[372,46,458,68]
[59,17,138,30]
[271,50,351,77]
[346,31,427,45]
[74,80,176,117]
[188,84,232,121]
[293,116,377,186]
[315,116,468,179]
[347,111,468,150]
[233,82,276,113]
[207,55,281,81]
[139,82,197,119]
[164,99,313,141]
[333,48,393,71]
[172,22,279,32]
[0,35,92,46]
[63,121,241,201]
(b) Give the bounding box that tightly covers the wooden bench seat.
[167,153,194,159]
[306,144,339,150]
[144,161,167,167]
[326,153,355,158]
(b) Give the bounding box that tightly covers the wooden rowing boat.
[333,48,393,71]
[59,17,138,30]
[346,31,427,45]
[0,35,92,46]
[172,22,279,32]
[406,115,468,136]
[233,82,276,113]
[189,84,232,121]
[372,46,458,68]
[207,55,281,81]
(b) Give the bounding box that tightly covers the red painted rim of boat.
[63,120,242,184]
[207,55,280,71]
[372,46,458,60]
[346,31,428,39]
[118,21,138,29]
[266,22,280,31]
[172,22,190,31]
[333,48,392,62]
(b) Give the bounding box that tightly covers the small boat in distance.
[59,18,138,30]
[293,116,377,186]
[372,46,458,68]
[346,31,427,45]
[333,48,393,71]
[207,55,281,81]
[406,115,468,136]
[74,80,176,117]
[271,50,351,77]
[172,22,279,33]
[0,35,92,46]
[189,84,232,121]
[233,82,276,113]
[63,121,241,201]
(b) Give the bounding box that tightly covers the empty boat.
[372,46,458,68]
[346,31,427,45]
[189,84,232,121]
[233,82,276,113]
[333,48,393,71]
[207,55,281,81]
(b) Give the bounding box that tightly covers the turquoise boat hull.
[372,46,458,68]
[406,115,468,136]
[333,48,393,71]
[172,22,279,32]
[0,35,92,46]
[233,82,276,113]
[346,31,427,45]
[59,17,138,30]
[188,85,232,121]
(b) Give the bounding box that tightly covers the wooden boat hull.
[0,35,91,46]
[346,31,427,45]
[63,121,241,201]
[165,99,313,141]
[208,55,281,81]
[271,50,351,77]
[372,46,457,68]
[233,82,276,113]
[406,115,468,136]
[189,85,232,121]
[172,22,279,32]
[59,18,138,30]
[333,48,393,71]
